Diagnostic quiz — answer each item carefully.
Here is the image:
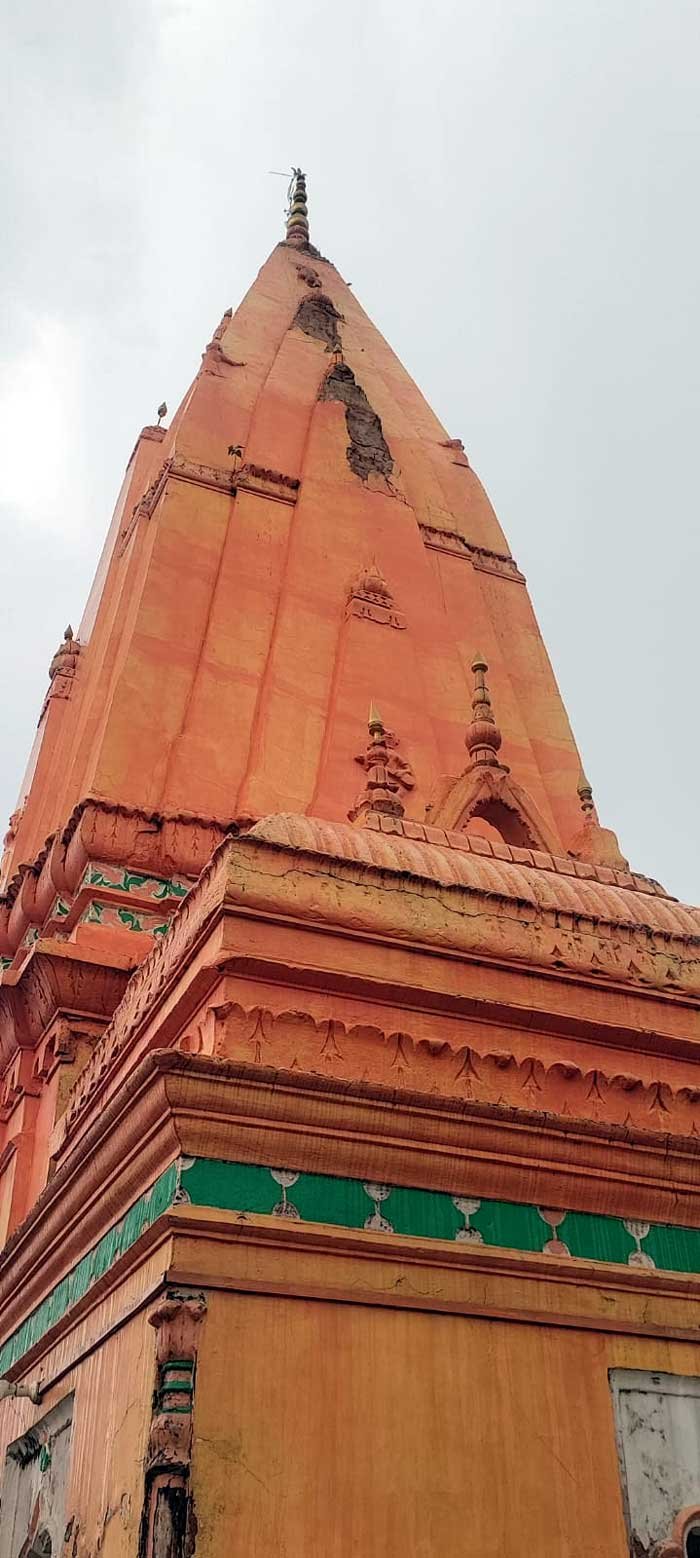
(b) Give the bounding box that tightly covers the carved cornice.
[0,797,242,958]
[0,943,131,1068]
[247,814,698,942]
[236,463,300,504]
[119,453,300,553]
[256,811,679,905]
[54,818,700,1149]
[199,1002,700,1142]
[3,1050,700,1368]
[419,523,526,583]
[59,849,230,1139]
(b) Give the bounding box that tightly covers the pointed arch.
[430,765,562,854]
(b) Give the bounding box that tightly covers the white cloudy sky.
[1,0,698,901]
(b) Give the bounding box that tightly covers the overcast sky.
[1,0,698,902]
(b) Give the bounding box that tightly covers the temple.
[0,173,699,1558]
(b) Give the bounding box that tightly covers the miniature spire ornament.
[577,772,595,815]
[48,625,80,684]
[349,705,405,823]
[286,168,310,247]
[568,769,630,871]
[465,653,503,768]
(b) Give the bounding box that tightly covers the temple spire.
[465,653,503,768]
[286,168,310,247]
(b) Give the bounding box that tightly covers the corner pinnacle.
[465,652,503,767]
[577,771,596,816]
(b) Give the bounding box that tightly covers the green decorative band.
[81,900,171,936]
[179,1160,700,1275]
[87,866,189,900]
[0,1161,179,1376]
[3,1155,700,1376]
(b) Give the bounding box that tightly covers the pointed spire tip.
[286,168,310,247]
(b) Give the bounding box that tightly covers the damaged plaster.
[293,293,343,350]
[319,362,394,482]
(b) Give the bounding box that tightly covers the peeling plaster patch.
[319,362,394,482]
[293,293,343,349]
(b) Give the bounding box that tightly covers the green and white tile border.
[3,1156,700,1375]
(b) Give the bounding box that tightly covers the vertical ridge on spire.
[286,168,309,247]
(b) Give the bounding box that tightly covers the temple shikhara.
[2,172,700,1558]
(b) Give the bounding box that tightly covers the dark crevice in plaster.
[293,294,343,350]
[138,1481,197,1558]
[319,363,394,482]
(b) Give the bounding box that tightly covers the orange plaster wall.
[191,1290,700,1558]
[0,1269,163,1558]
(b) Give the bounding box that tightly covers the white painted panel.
[611,1370,700,1553]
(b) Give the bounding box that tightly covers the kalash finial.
[286,168,310,247]
[464,653,503,768]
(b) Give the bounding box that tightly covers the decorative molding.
[355,812,671,900]
[80,900,172,937]
[177,1157,700,1274]
[419,522,526,583]
[346,562,406,629]
[236,462,300,504]
[54,819,700,1149]
[119,454,300,551]
[0,944,130,1065]
[145,1286,206,1469]
[0,797,241,958]
[4,1047,700,1383]
[2,1151,700,1378]
[185,1002,700,1140]
[59,847,231,1138]
[85,863,189,900]
[0,1161,179,1375]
